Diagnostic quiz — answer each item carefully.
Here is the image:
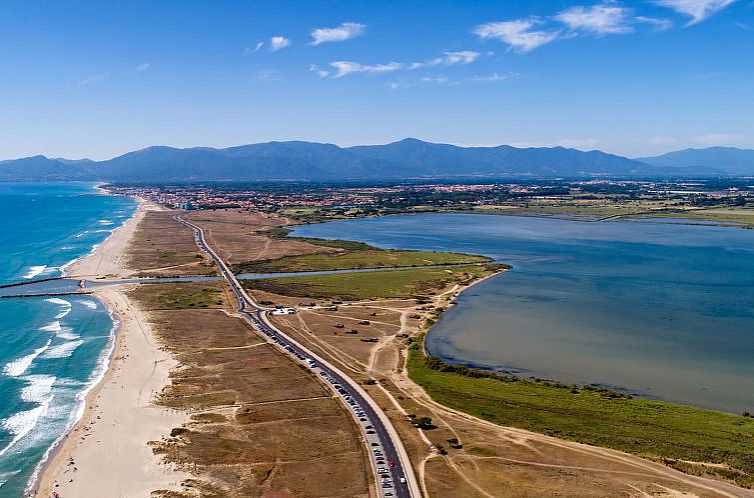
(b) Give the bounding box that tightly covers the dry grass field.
[183,209,338,264]
[127,282,371,498]
[128,208,751,497]
[257,277,753,497]
[127,210,217,276]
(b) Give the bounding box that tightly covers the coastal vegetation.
[128,211,217,276]
[241,264,505,301]
[406,334,754,488]
[133,282,228,309]
[127,284,371,497]
[232,248,491,274]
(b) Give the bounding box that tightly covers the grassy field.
[131,281,227,310]
[242,264,504,300]
[407,335,754,488]
[127,211,217,276]
[233,248,491,273]
[647,207,754,228]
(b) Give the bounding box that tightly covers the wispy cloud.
[77,72,110,86]
[555,3,635,35]
[474,19,560,53]
[693,132,746,145]
[654,0,737,25]
[635,16,674,30]
[330,60,403,78]
[133,63,150,73]
[558,138,601,149]
[410,50,480,69]
[244,41,264,54]
[270,36,291,52]
[419,72,517,86]
[311,22,366,45]
[309,64,330,78]
[254,69,282,81]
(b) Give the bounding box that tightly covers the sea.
[293,213,754,414]
[0,183,135,496]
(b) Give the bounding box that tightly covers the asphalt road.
[175,214,417,498]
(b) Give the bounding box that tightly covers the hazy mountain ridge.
[638,147,754,176]
[1,140,752,182]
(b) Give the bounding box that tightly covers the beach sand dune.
[34,199,190,498]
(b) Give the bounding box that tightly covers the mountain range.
[1,139,753,182]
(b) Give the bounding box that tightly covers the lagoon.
[293,213,754,413]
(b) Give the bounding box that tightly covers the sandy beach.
[34,199,190,498]
[63,197,155,279]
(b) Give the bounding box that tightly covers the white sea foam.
[41,340,83,359]
[23,265,48,279]
[56,326,80,340]
[45,298,71,307]
[0,397,52,458]
[2,339,52,377]
[39,321,61,333]
[20,375,57,403]
[25,301,121,495]
[98,219,114,225]
[74,231,88,238]
[46,298,73,319]
[54,308,71,319]
[0,470,21,489]
[78,299,97,310]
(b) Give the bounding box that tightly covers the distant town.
[106,178,754,225]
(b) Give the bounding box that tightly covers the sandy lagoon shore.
[33,199,190,498]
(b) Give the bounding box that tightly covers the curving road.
[176,214,420,498]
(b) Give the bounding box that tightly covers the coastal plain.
[34,203,754,498]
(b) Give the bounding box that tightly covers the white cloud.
[557,138,601,149]
[410,50,480,69]
[329,60,403,78]
[77,72,110,86]
[244,42,264,54]
[421,72,516,86]
[270,36,291,52]
[474,19,560,53]
[654,0,737,25]
[555,3,634,35]
[311,22,366,45]
[254,69,282,81]
[309,64,330,78]
[693,132,746,145]
[635,16,674,30]
[133,63,150,73]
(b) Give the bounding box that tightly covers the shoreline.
[32,198,190,497]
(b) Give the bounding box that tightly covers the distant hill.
[1,139,748,182]
[0,155,95,181]
[639,147,754,176]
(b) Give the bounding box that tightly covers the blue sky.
[0,0,752,159]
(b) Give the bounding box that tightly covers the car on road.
[388,461,395,467]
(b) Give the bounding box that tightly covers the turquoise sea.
[0,183,135,496]
[293,213,754,414]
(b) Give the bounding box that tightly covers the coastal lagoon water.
[0,183,135,496]
[293,214,754,414]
